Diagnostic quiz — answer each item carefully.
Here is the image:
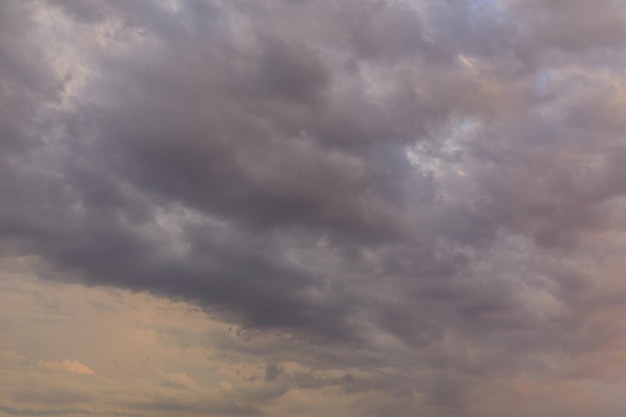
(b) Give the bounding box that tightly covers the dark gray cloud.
[4,0,626,415]
[263,363,284,382]
[0,2,62,154]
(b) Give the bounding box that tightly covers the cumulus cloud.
[4,0,626,416]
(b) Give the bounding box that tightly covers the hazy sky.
[4,0,626,416]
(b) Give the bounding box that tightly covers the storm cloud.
[3,0,626,416]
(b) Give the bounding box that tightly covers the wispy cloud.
[37,360,95,376]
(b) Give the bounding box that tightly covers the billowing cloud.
[4,0,626,416]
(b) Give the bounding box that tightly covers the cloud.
[0,405,95,416]
[157,370,199,390]
[4,0,626,416]
[263,363,284,382]
[37,360,95,376]
[0,348,94,377]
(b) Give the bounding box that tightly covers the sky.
[3,0,626,416]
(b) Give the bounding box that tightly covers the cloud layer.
[4,0,626,416]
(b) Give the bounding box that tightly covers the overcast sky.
[4,0,626,416]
